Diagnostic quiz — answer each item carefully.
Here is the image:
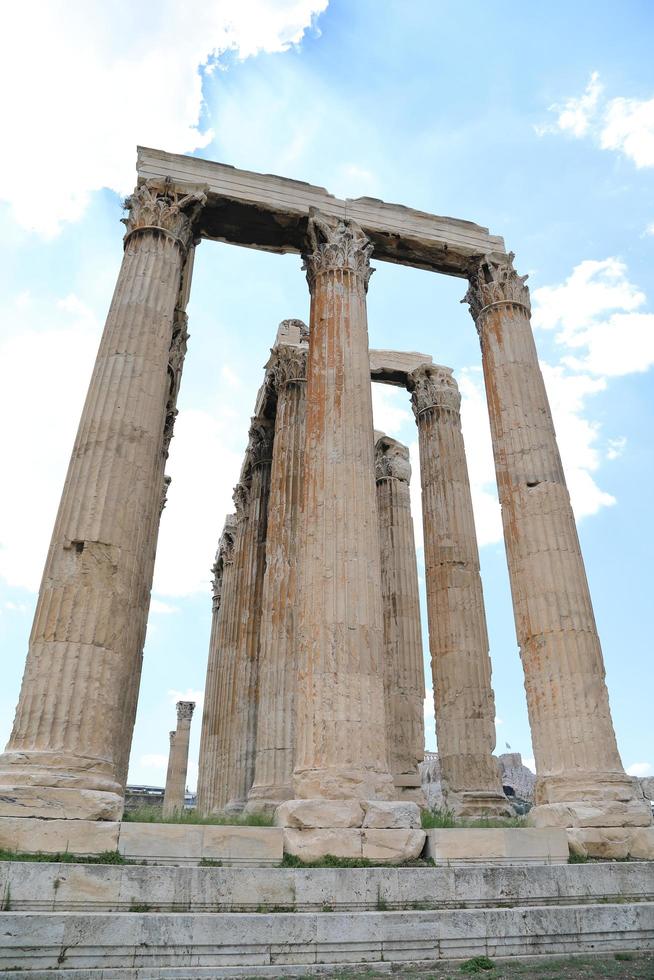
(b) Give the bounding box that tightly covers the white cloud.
[644,223,654,237]
[532,258,654,379]
[606,437,626,461]
[627,762,653,778]
[495,717,504,726]
[140,753,168,770]
[168,688,204,713]
[523,757,536,773]
[372,384,413,437]
[154,409,243,597]
[538,72,654,169]
[546,71,604,138]
[0,0,328,236]
[0,293,100,590]
[150,599,180,615]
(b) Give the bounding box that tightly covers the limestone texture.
[162,701,194,817]
[408,364,510,817]
[375,434,425,798]
[464,251,651,833]
[292,210,394,801]
[247,332,308,812]
[0,180,206,821]
[196,513,237,814]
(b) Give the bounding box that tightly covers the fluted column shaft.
[196,514,238,814]
[225,421,273,811]
[465,252,649,826]
[375,435,425,797]
[163,701,195,817]
[293,211,394,800]
[0,180,205,820]
[247,343,308,811]
[408,365,509,816]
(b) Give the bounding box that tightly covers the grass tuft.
[122,806,274,827]
[421,809,526,830]
[460,955,495,973]
[0,848,132,865]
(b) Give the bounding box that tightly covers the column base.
[0,749,123,821]
[244,782,293,817]
[293,766,396,801]
[444,790,515,820]
[530,771,652,831]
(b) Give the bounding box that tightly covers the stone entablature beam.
[137,147,506,277]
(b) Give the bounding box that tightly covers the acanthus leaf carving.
[302,208,374,293]
[269,343,309,389]
[375,435,412,484]
[122,178,207,254]
[176,700,195,722]
[248,417,275,468]
[462,251,530,324]
[407,364,461,419]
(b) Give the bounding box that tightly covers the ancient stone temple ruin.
[0,147,650,862]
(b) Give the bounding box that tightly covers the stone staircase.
[0,861,653,976]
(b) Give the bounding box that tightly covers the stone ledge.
[425,828,569,865]
[1,903,653,974]
[0,817,283,867]
[1,861,653,914]
[283,828,426,863]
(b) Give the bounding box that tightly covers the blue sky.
[0,0,652,790]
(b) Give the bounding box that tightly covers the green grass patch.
[568,851,589,863]
[0,848,132,865]
[421,808,526,830]
[460,956,495,973]
[123,806,274,827]
[281,853,434,869]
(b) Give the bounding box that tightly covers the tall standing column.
[225,419,274,812]
[374,435,425,800]
[293,210,394,801]
[247,336,308,813]
[0,180,206,820]
[163,701,195,817]
[464,252,650,829]
[408,364,509,817]
[196,514,238,815]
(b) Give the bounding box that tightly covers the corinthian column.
[163,701,195,817]
[0,180,206,821]
[225,419,274,811]
[464,252,650,830]
[196,513,237,814]
[293,210,394,801]
[374,435,425,800]
[408,365,509,817]
[247,334,308,813]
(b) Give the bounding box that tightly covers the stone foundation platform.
[1,859,653,974]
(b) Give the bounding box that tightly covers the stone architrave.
[163,701,195,817]
[408,364,510,817]
[464,252,650,830]
[374,435,425,799]
[196,513,238,815]
[225,419,274,812]
[292,209,395,801]
[247,334,309,813]
[0,179,206,821]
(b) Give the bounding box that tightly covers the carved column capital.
[211,514,237,608]
[248,418,275,468]
[462,251,531,325]
[375,435,412,483]
[233,481,250,522]
[302,208,374,293]
[176,701,195,723]
[270,343,309,389]
[122,179,207,255]
[408,364,461,419]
